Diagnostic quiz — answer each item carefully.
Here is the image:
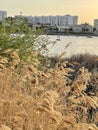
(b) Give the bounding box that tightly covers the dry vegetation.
[0,51,98,130]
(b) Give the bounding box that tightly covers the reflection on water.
[47,35,98,57]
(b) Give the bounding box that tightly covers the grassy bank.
[0,18,98,130]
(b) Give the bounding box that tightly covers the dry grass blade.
[64,42,72,49]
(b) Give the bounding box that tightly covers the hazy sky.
[0,0,98,25]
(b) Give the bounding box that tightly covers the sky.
[0,0,98,25]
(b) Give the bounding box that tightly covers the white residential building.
[0,10,7,21]
[25,15,78,27]
[15,15,78,31]
[68,16,74,26]
[94,19,98,31]
[73,16,78,25]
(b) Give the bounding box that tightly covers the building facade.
[0,11,7,21]
[94,19,98,31]
[24,15,78,27]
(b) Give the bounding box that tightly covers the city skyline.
[0,0,98,25]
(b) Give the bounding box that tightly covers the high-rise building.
[15,14,78,27]
[25,15,78,27]
[0,10,7,21]
[94,19,98,31]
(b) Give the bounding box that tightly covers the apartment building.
[0,10,7,21]
[94,19,98,31]
[26,15,78,27]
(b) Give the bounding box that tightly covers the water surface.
[46,35,98,57]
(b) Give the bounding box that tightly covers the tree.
[0,17,48,65]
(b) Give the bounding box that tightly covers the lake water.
[46,35,98,58]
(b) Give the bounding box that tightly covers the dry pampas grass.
[0,52,98,130]
[0,125,11,130]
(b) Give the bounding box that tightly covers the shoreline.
[47,32,98,37]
